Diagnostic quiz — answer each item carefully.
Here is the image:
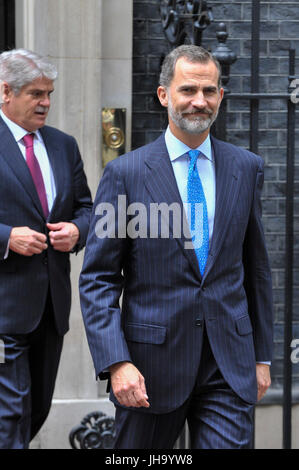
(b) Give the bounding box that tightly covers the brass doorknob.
[104,127,125,149]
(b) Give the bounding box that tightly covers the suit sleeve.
[79,161,132,378]
[69,139,93,252]
[243,158,274,362]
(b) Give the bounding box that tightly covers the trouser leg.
[0,335,31,449]
[187,329,254,449]
[187,385,254,449]
[0,294,63,448]
[114,403,188,449]
[29,294,64,441]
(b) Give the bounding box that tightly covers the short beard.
[167,95,219,135]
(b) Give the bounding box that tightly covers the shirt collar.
[0,110,42,144]
[165,126,213,163]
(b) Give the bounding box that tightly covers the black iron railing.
[159,0,213,47]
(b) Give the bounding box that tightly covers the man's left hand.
[256,363,271,401]
[47,222,79,252]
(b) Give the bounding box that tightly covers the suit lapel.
[202,136,242,281]
[144,135,202,282]
[0,117,45,217]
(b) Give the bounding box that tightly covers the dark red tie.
[23,133,49,218]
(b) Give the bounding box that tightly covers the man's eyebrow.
[177,84,218,91]
[177,84,197,91]
[203,85,218,91]
[28,88,54,93]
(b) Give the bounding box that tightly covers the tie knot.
[23,133,35,148]
[188,149,200,169]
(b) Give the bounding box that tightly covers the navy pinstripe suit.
[80,132,273,448]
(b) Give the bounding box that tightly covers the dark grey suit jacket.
[0,116,92,335]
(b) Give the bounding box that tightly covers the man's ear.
[219,87,224,102]
[1,82,12,104]
[157,86,168,108]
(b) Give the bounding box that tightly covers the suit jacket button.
[195,319,203,327]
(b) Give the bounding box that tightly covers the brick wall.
[133,0,299,395]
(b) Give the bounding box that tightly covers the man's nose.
[40,95,51,107]
[191,92,207,108]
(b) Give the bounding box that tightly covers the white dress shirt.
[1,110,56,258]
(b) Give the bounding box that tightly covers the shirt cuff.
[4,240,10,259]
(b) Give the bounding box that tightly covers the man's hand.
[256,363,271,401]
[9,226,48,256]
[109,362,150,408]
[47,222,79,252]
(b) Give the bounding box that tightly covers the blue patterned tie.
[187,149,209,275]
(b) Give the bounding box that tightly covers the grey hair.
[0,49,58,95]
[159,45,222,89]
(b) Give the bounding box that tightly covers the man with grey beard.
[0,49,92,448]
[80,45,273,449]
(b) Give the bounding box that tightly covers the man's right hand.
[109,361,150,409]
[9,227,48,256]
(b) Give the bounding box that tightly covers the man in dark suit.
[0,49,92,449]
[80,45,273,449]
